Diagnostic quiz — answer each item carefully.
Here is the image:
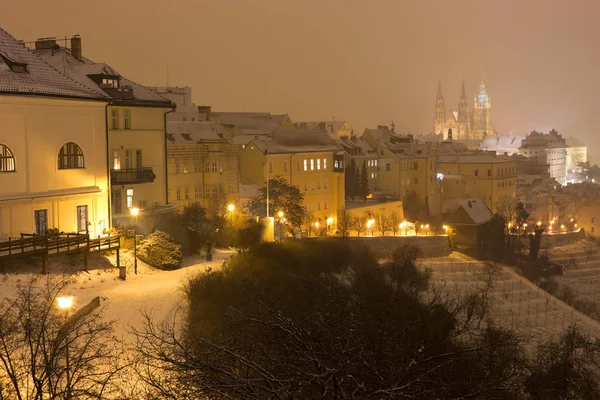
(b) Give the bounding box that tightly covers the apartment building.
[35,36,174,224]
[519,130,567,185]
[239,128,345,221]
[0,28,109,238]
[166,121,239,215]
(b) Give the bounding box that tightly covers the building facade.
[35,36,174,225]
[0,28,110,239]
[519,130,567,185]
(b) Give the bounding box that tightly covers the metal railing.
[111,167,155,185]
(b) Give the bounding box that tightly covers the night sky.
[3,0,598,157]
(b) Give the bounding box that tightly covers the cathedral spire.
[433,80,446,136]
[437,80,442,97]
[460,78,466,99]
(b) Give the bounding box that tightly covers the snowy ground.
[0,248,236,343]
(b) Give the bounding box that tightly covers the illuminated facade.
[433,78,493,140]
[36,36,174,224]
[0,28,110,239]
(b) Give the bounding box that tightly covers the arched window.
[58,142,85,169]
[0,144,15,172]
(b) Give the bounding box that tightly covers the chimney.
[71,35,82,62]
[467,200,472,208]
[35,37,57,50]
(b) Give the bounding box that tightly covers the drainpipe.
[105,102,112,228]
[164,107,175,205]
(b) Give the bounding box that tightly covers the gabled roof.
[166,121,231,144]
[442,198,493,225]
[566,136,586,148]
[0,28,104,100]
[266,128,343,154]
[35,46,172,106]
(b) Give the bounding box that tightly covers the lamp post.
[400,221,407,236]
[56,296,73,399]
[130,207,139,274]
[277,211,284,241]
[227,204,235,224]
[315,221,320,236]
[327,217,333,235]
[366,219,374,236]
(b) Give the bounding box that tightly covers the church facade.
[433,79,494,140]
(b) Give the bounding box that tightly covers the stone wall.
[516,229,586,250]
[339,235,452,259]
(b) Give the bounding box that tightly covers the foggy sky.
[3,1,599,158]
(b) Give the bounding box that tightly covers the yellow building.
[293,120,353,138]
[239,129,345,222]
[362,127,439,215]
[36,36,174,225]
[436,153,516,212]
[0,28,110,238]
[166,121,240,215]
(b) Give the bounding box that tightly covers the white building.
[480,134,526,156]
[0,28,110,239]
[35,36,174,224]
[519,130,568,185]
[565,136,587,173]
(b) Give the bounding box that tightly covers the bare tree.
[496,195,518,227]
[374,211,390,236]
[336,209,353,237]
[0,276,124,399]
[389,210,401,235]
[351,214,368,237]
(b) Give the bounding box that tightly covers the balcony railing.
[111,167,155,185]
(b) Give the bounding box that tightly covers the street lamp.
[227,204,235,224]
[130,207,139,275]
[56,296,73,399]
[327,217,333,235]
[424,224,430,235]
[400,221,407,236]
[367,219,374,236]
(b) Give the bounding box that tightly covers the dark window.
[111,189,122,215]
[58,142,85,169]
[474,169,479,176]
[487,168,491,176]
[34,210,47,235]
[413,161,418,170]
[386,163,391,172]
[0,144,16,172]
[77,205,88,232]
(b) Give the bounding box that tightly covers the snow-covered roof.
[438,153,513,164]
[35,47,172,106]
[0,28,105,100]
[480,134,526,150]
[442,198,493,225]
[166,121,231,144]
[566,136,586,148]
[266,128,343,154]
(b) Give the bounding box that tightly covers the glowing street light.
[227,204,235,212]
[537,221,542,227]
[227,204,235,223]
[326,217,334,235]
[56,296,73,399]
[367,219,375,236]
[424,224,430,235]
[277,211,285,241]
[400,221,408,236]
[130,208,139,275]
[277,211,284,218]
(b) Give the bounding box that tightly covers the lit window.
[317,159,321,170]
[310,159,314,170]
[304,160,307,171]
[0,144,16,172]
[58,142,84,169]
[126,189,133,208]
[183,162,188,174]
[124,110,131,129]
[102,78,119,88]
[323,159,327,169]
[113,151,120,170]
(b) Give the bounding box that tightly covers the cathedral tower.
[472,75,494,139]
[457,79,470,140]
[433,81,446,135]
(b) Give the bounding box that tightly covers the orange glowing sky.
[3,0,599,157]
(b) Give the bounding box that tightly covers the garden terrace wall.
[321,235,452,259]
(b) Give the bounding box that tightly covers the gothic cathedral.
[433,78,494,140]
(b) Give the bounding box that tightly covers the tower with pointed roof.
[457,79,471,140]
[433,81,446,136]
[472,75,494,139]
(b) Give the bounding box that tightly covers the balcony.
[111,167,155,185]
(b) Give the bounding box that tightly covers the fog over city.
[4,0,599,159]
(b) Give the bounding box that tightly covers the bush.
[137,231,182,270]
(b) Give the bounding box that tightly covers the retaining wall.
[340,235,452,259]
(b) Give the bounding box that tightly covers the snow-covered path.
[0,249,236,343]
